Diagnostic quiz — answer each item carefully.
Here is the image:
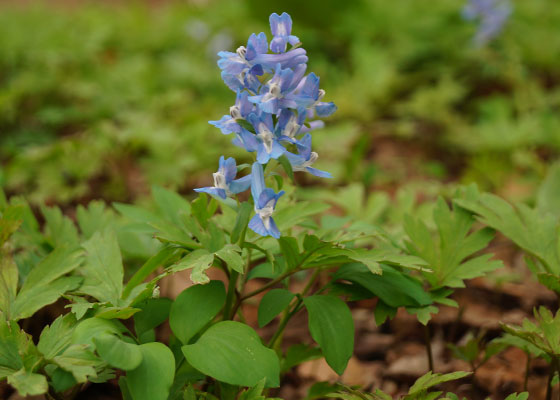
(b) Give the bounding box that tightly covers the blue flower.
[249,64,307,114]
[194,156,251,199]
[218,31,308,92]
[269,12,300,54]
[294,73,338,117]
[249,162,284,238]
[247,112,286,164]
[209,91,254,135]
[462,0,511,45]
[285,133,331,178]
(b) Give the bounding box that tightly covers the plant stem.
[267,269,321,349]
[223,270,239,320]
[239,268,301,301]
[524,353,531,392]
[423,324,435,372]
[546,357,557,400]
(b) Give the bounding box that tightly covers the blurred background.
[1,0,559,207]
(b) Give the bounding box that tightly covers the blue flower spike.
[194,156,251,199]
[200,12,337,239]
[249,163,285,238]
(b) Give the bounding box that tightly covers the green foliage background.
[1,0,559,204]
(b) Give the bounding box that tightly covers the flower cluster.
[462,0,511,46]
[196,12,336,239]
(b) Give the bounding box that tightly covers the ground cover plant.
[1,1,560,399]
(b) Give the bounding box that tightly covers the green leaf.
[38,314,76,360]
[76,201,114,239]
[303,295,354,375]
[407,371,471,397]
[0,248,18,315]
[537,162,560,218]
[504,393,529,400]
[41,205,79,247]
[127,342,175,400]
[277,155,295,182]
[215,244,244,274]
[80,230,124,304]
[168,249,215,284]
[114,203,163,225]
[0,318,40,378]
[133,298,172,337]
[170,280,226,344]
[258,289,295,328]
[53,344,99,383]
[275,202,331,231]
[73,317,126,348]
[7,369,48,396]
[182,321,280,387]
[231,202,253,245]
[93,333,143,371]
[334,263,432,308]
[123,246,178,299]
[152,185,191,223]
[278,237,303,270]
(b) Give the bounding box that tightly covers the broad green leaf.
[73,317,126,348]
[152,185,191,224]
[0,204,24,245]
[53,344,99,383]
[127,342,175,400]
[81,230,123,304]
[278,237,303,270]
[258,289,295,328]
[169,249,215,284]
[133,298,172,337]
[46,365,76,393]
[93,333,143,371]
[170,280,226,344]
[7,369,48,396]
[215,244,244,274]
[0,318,31,378]
[230,202,252,245]
[38,314,76,360]
[334,263,432,308]
[182,321,280,387]
[303,295,354,375]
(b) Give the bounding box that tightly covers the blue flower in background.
[194,156,251,199]
[285,133,332,178]
[249,163,284,238]
[269,12,300,54]
[462,0,511,45]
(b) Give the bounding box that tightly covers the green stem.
[423,324,435,372]
[240,268,301,301]
[546,357,557,400]
[267,269,321,349]
[524,353,531,392]
[223,271,239,320]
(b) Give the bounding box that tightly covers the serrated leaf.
[38,314,77,360]
[407,371,471,396]
[7,369,48,396]
[182,321,280,387]
[80,230,124,304]
[215,244,244,274]
[303,295,354,375]
[258,289,295,328]
[169,249,215,284]
[127,342,175,400]
[334,263,432,308]
[53,344,99,383]
[76,201,114,239]
[170,280,226,344]
[41,205,79,247]
[152,185,191,224]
